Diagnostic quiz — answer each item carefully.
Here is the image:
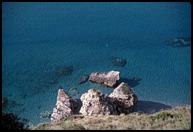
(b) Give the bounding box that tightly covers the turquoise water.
[2,2,191,125]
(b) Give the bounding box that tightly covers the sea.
[2,2,191,126]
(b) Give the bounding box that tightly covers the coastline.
[32,105,191,130]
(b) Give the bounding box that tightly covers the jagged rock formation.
[89,71,120,87]
[79,89,114,116]
[50,89,81,123]
[79,82,137,116]
[108,82,138,114]
[50,71,138,122]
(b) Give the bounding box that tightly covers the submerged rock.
[79,89,114,116]
[78,75,89,85]
[111,57,127,67]
[89,71,120,87]
[166,37,191,47]
[2,97,8,109]
[2,97,23,111]
[55,65,74,76]
[40,111,52,119]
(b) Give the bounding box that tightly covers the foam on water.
[2,2,191,125]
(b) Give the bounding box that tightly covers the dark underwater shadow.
[118,77,142,87]
[165,43,191,48]
[133,100,172,114]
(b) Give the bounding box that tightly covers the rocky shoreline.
[50,71,138,123]
[31,70,191,130]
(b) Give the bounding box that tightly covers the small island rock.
[89,71,120,87]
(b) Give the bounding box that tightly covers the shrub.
[1,112,28,130]
[150,112,174,121]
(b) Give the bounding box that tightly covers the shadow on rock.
[133,100,172,114]
[78,74,89,85]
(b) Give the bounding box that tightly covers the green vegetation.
[149,112,177,121]
[32,106,191,130]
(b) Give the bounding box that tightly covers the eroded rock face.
[89,71,120,87]
[51,89,74,123]
[79,83,137,116]
[50,73,138,121]
[79,89,114,116]
[108,82,138,114]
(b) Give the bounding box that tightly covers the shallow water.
[2,2,191,125]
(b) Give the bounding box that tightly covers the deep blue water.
[2,2,191,126]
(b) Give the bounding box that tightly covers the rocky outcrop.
[51,89,82,123]
[50,71,138,122]
[79,83,137,115]
[79,89,114,116]
[108,82,138,114]
[89,71,120,87]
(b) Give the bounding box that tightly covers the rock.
[78,75,89,85]
[55,65,74,76]
[79,89,114,116]
[108,82,138,114]
[40,111,52,119]
[166,37,191,47]
[111,57,127,67]
[50,74,138,120]
[50,89,74,123]
[50,88,82,123]
[79,84,138,116]
[89,71,120,87]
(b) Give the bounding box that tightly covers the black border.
[1,0,192,131]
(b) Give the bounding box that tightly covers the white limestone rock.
[89,71,120,87]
